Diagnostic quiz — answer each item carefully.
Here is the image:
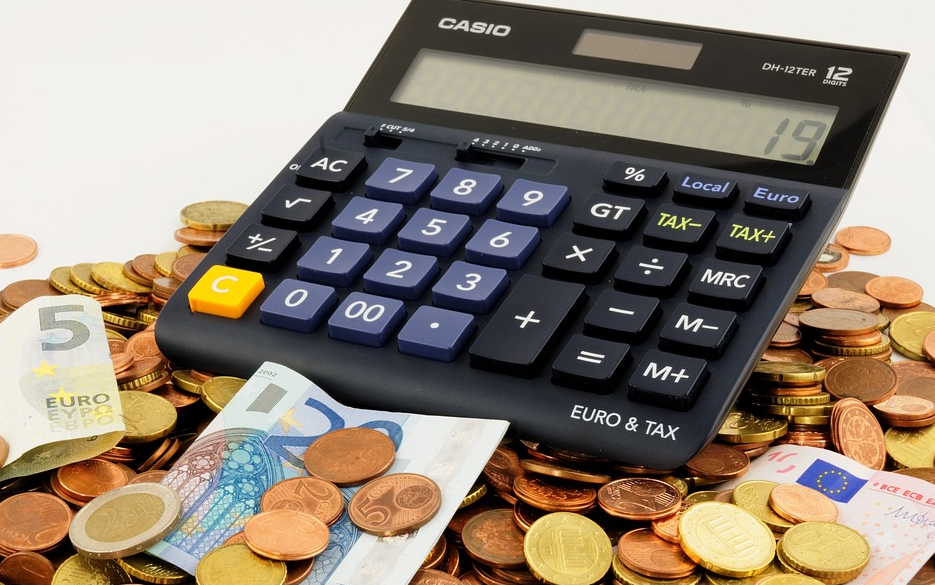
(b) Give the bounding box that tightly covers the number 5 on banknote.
[0,294,125,482]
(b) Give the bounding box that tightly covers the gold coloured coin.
[69,262,109,294]
[180,200,249,231]
[678,501,775,578]
[611,555,703,585]
[91,261,153,294]
[49,265,89,295]
[890,312,935,361]
[51,554,132,585]
[202,375,247,413]
[751,362,826,386]
[68,483,182,559]
[730,480,793,533]
[885,423,935,469]
[120,391,178,444]
[519,458,611,484]
[195,543,286,585]
[117,553,190,584]
[523,512,612,585]
[777,521,869,584]
[756,575,825,584]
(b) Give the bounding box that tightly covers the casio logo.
[438,17,511,36]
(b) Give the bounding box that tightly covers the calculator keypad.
[162,112,839,469]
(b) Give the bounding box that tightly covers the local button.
[673,172,738,207]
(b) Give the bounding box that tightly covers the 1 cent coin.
[304,427,396,487]
[461,508,526,569]
[348,473,441,536]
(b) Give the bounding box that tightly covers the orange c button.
[188,265,265,319]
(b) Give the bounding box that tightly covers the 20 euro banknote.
[148,361,509,584]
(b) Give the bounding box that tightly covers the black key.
[294,147,367,190]
[744,183,810,220]
[469,275,586,378]
[716,214,791,265]
[572,192,645,240]
[261,185,334,230]
[688,258,763,311]
[583,290,660,342]
[614,246,689,296]
[658,302,738,358]
[673,172,738,207]
[542,234,618,284]
[604,161,667,196]
[628,350,708,411]
[642,203,717,252]
[551,335,630,394]
[225,223,299,272]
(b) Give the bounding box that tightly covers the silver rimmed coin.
[69,482,182,559]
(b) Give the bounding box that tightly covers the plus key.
[469,275,586,378]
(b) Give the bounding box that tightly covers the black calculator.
[155,0,906,469]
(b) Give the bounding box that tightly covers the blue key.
[328,292,406,347]
[496,179,569,227]
[363,249,440,300]
[432,261,508,314]
[430,168,503,215]
[296,236,371,287]
[365,157,437,204]
[397,208,472,257]
[331,196,405,244]
[464,219,539,270]
[398,306,476,362]
[260,279,337,333]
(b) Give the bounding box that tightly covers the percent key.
[604,161,668,196]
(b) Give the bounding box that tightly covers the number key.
[432,261,508,314]
[464,219,539,270]
[363,249,440,301]
[331,196,405,244]
[496,179,569,227]
[365,157,437,204]
[296,236,372,287]
[397,208,471,257]
[430,168,503,215]
[328,292,406,348]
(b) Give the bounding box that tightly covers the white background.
[2,1,933,298]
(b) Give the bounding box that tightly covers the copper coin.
[0,234,39,268]
[809,287,880,313]
[770,322,802,348]
[924,330,935,363]
[56,458,129,502]
[650,501,693,544]
[873,395,935,421]
[824,357,897,405]
[813,242,849,272]
[461,508,526,569]
[597,477,681,521]
[130,253,159,283]
[348,473,442,536]
[682,442,750,481]
[482,445,523,493]
[173,226,226,247]
[824,270,879,293]
[0,493,73,552]
[519,458,611,484]
[260,477,344,526]
[616,527,697,579]
[0,279,61,310]
[831,398,886,470]
[409,569,463,585]
[125,330,164,361]
[797,270,827,297]
[511,474,597,513]
[767,483,838,523]
[834,225,891,255]
[865,275,924,309]
[797,308,879,336]
[170,252,206,281]
[303,427,396,487]
[761,347,813,363]
[244,509,329,561]
[0,551,56,585]
[0,435,8,468]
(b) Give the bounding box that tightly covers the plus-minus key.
[469,275,586,378]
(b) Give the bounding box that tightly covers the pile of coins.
[5,212,935,585]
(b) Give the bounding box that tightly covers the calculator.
[154,0,906,469]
